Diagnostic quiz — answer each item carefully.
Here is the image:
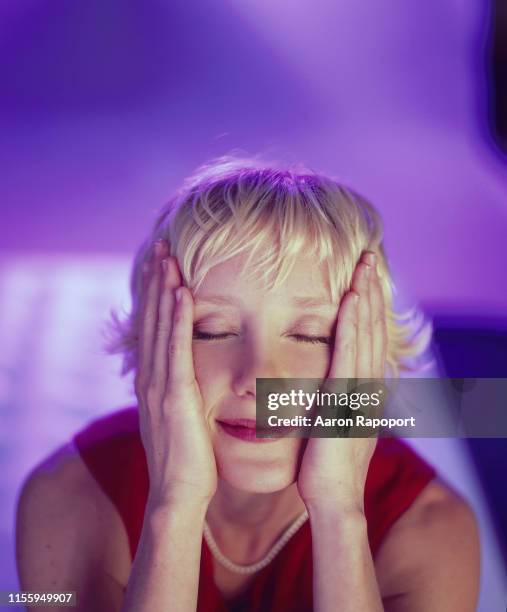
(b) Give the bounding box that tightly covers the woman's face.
[192,252,339,493]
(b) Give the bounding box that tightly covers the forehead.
[194,252,332,303]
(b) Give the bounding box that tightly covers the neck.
[205,479,308,565]
[207,479,305,528]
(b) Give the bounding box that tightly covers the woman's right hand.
[134,239,218,510]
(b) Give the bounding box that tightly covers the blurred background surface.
[0,1,506,610]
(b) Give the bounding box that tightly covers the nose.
[231,341,283,398]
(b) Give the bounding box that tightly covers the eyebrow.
[194,295,335,308]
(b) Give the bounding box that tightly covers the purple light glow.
[0,1,505,607]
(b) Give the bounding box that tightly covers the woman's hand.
[296,251,387,514]
[134,239,218,510]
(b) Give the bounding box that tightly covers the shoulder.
[71,407,149,560]
[16,437,132,593]
[375,476,480,611]
[17,440,102,531]
[365,437,438,553]
[21,405,141,530]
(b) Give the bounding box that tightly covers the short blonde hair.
[105,155,432,378]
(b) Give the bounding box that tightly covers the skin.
[191,248,380,514]
[131,238,479,610]
[15,237,480,611]
[136,239,378,512]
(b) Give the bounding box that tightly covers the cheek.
[191,344,231,409]
[192,342,333,382]
[285,347,332,378]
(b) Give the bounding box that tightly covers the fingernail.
[367,252,377,265]
[161,258,168,272]
[175,287,182,303]
[364,264,371,277]
[154,239,165,255]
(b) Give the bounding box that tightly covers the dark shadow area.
[490,0,507,152]
[430,314,507,570]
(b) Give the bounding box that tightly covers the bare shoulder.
[16,440,131,610]
[18,440,102,514]
[375,476,480,611]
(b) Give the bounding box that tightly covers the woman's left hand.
[297,251,387,514]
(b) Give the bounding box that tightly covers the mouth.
[216,418,295,443]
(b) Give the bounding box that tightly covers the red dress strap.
[73,406,149,560]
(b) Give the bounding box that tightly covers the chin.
[214,440,301,494]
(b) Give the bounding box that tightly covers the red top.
[73,406,437,612]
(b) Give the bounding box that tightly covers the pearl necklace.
[203,510,309,575]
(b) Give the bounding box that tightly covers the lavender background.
[0,1,506,610]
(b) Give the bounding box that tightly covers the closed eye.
[193,331,332,345]
[290,334,332,345]
[193,331,235,341]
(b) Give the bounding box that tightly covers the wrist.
[146,495,211,524]
[145,502,209,542]
[147,485,214,512]
[308,507,367,547]
[306,499,366,524]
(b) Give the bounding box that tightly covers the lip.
[216,419,279,443]
[216,418,297,442]
[218,418,259,428]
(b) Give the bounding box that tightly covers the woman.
[16,157,480,611]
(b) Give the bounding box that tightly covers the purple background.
[0,1,506,610]
[1,0,506,317]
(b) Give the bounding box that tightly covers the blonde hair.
[105,154,432,378]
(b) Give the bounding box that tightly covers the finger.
[352,260,373,378]
[166,286,197,391]
[328,291,359,379]
[369,258,388,379]
[136,240,169,390]
[151,257,182,397]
